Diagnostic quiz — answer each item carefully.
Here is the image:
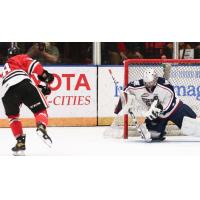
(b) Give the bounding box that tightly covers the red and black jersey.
[1,54,44,97]
[3,54,44,77]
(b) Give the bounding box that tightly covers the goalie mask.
[143,68,158,89]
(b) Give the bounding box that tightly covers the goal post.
[123,59,200,139]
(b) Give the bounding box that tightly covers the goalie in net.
[114,64,200,142]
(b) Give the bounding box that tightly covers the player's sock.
[34,110,52,147]
[8,114,23,138]
[34,109,48,127]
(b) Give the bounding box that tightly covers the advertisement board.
[1,64,200,127]
[0,66,97,127]
[98,65,124,125]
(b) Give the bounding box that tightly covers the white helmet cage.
[143,68,158,88]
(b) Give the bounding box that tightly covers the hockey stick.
[108,69,126,105]
[108,69,122,95]
[108,69,137,126]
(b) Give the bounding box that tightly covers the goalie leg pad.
[139,124,152,142]
[181,117,200,136]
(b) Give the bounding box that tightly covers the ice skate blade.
[36,130,52,148]
[13,150,25,156]
[144,138,152,143]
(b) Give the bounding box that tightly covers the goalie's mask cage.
[143,68,158,89]
[121,59,200,139]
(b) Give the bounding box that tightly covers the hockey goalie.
[115,67,200,142]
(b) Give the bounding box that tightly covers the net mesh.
[104,59,200,139]
[127,62,200,116]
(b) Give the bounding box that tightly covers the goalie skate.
[36,123,52,148]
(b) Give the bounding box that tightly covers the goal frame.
[123,59,200,139]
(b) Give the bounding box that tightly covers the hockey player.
[1,46,54,155]
[115,68,197,142]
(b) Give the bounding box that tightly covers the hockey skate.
[36,123,52,147]
[12,135,26,156]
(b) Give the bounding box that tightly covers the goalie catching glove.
[38,70,54,84]
[145,99,163,120]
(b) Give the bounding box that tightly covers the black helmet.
[7,46,21,57]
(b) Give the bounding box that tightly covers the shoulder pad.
[128,79,144,87]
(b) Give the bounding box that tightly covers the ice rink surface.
[1,126,200,156]
[1,126,200,200]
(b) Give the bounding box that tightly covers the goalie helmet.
[143,68,158,89]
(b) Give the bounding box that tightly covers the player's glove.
[38,85,51,96]
[145,100,163,120]
[145,107,162,120]
[38,70,54,84]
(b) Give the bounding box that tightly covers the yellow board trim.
[0,116,184,128]
[0,117,97,128]
[98,117,177,126]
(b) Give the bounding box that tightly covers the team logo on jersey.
[141,93,149,98]
[141,93,159,107]
[141,93,152,107]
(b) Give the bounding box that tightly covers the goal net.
[105,59,200,139]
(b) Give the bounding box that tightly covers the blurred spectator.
[179,42,194,59]
[61,43,92,64]
[28,42,60,64]
[194,43,200,59]
[145,42,166,58]
[0,42,11,64]
[80,43,92,64]
[104,42,144,64]
[118,42,144,60]
[106,43,121,64]
[160,42,173,59]
[17,42,33,54]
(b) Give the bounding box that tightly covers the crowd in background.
[0,42,93,65]
[1,42,200,65]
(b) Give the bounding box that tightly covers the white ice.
[1,126,200,156]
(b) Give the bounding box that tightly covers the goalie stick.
[108,69,138,127]
[108,69,125,103]
[108,69,164,141]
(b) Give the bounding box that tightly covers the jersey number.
[2,63,11,77]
